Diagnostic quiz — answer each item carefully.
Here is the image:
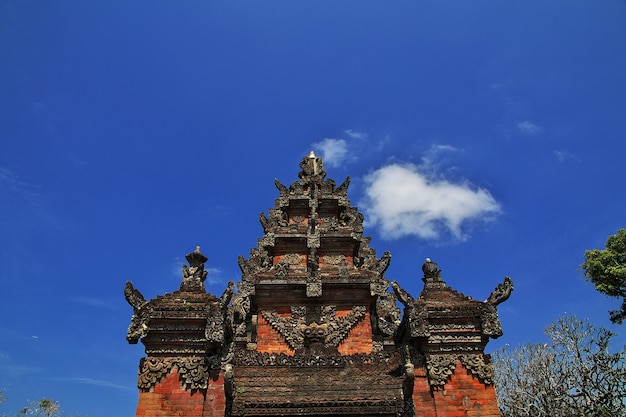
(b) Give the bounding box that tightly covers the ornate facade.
[125,153,513,417]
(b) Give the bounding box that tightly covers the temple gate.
[124,153,513,417]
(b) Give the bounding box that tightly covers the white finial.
[309,151,316,158]
[425,258,431,263]
[195,246,201,253]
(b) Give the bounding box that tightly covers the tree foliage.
[582,228,626,324]
[493,315,626,417]
[0,396,82,417]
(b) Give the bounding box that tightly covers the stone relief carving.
[260,305,366,353]
[205,281,234,344]
[374,293,401,337]
[274,178,289,198]
[274,261,289,278]
[290,215,306,225]
[337,258,350,279]
[333,176,350,199]
[480,304,503,338]
[459,353,495,385]
[425,354,457,386]
[368,250,392,275]
[137,357,173,391]
[180,247,209,292]
[324,305,367,347]
[324,254,345,265]
[281,253,303,265]
[177,356,211,390]
[486,276,514,306]
[306,231,320,249]
[231,281,254,338]
[137,356,212,391]
[234,349,399,367]
[124,281,151,344]
[402,361,415,417]
[257,232,275,248]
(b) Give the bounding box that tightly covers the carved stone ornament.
[306,232,320,249]
[486,276,514,306]
[306,281,322,297]
[281,253,303,265]
[180,247,209,292]
[124,281,152,343]
[260,305,366,352]
[368,250,392,274]
[137,356,213,391]
[274,261,289,277]
[258,232,275,248]
[323,255,345,265]
[480,303,503,338]
[459,353,495,385]
[338,258,350,279]
[234,349,399,367]
[177,356,211,390]
[137,357,174,391]
[425,354,457,386]
[375,294,401,337]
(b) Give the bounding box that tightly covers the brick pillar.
[411,368,438,417]
[431,361,500,417]
[135,368,226,417]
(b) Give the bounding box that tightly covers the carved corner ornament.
[486,276,514,306]
[459,353,495,385]
[426,354,457,386]
[423,353,495,387]
[124,281,152,344]
[137,356,211,391]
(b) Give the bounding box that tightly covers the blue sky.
[1,1,626,416]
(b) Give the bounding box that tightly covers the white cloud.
[553,150,579,163]
[55,377,134,391]
[361,163,500,240]
[312,138,349,168]
[344,129,369,140]
[421,144,458,167]
[517,121,541,135]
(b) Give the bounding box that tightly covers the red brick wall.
[256,308,295,355]
[412,367,438,417]
[135,368,225,417]
[337,308,372,355]
[429,360,500,417]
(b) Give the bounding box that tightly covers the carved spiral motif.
[138,357,174,390]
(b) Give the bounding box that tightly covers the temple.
[124,153,513,417]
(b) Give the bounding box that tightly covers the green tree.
[582,228,626,324]
[493,316,626,417]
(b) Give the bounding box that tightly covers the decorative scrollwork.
[137,357,174,391]
[425,354,457,386]
[459,353,495,385]
[281,253,303,265]
[325,306,366,347]
[307,232,320,249]
[137,356,218,391]
[234,349,400,367]
[480,304,503,338]
[324,255,345,265]
[260,305,367,354]
[177,356,210,390]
